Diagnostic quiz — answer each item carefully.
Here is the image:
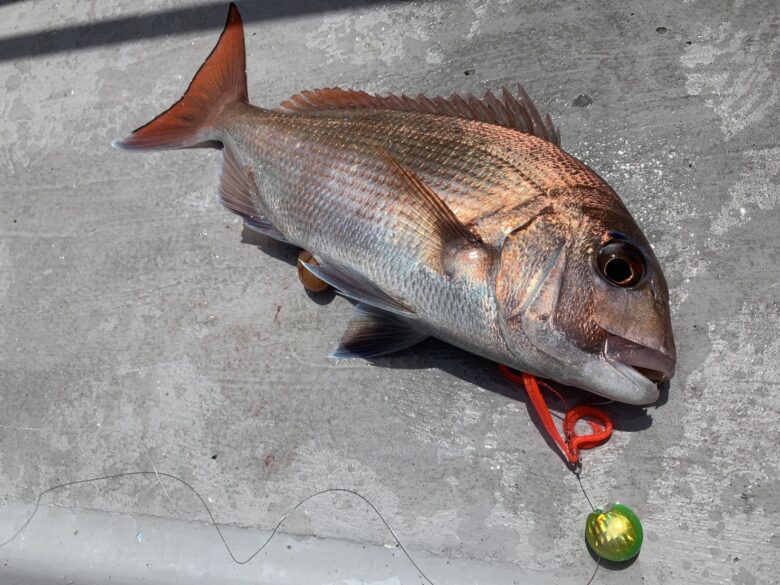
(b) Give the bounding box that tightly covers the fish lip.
[569,357,661,405]
[606,362,661,404]
[604,333,676,383]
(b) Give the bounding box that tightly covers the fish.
[114,3,676,405]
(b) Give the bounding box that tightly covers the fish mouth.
[605,333,676,383]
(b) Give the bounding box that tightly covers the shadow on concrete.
[0,0,413,62]
[373,339,652,412]
[241,224,298,265]
[371,341,658,465]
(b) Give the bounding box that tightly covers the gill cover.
[495,215,568,373]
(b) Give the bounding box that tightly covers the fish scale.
[225,105,603,242]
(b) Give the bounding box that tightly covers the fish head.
[495,186,675,405]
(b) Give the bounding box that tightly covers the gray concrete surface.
[1,0,778,584]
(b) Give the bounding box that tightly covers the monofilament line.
[574,468,601,584]
[575,470,595,512]
[0,471,435,585]
[585,557,601,585]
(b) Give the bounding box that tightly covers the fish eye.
[597,241,646,287]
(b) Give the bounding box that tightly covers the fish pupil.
[604,257,633,284]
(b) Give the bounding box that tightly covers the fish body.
[219,105,605,366]
[115,4,676,404]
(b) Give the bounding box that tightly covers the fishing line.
[575,470,596,513]
[1,367,615,585]
[0,466,607,585]
[584,558,602,585]
[0,467,612,585]
[573,467,600,585]
[0,470,434,585]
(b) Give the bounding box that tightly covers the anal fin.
[219,144,288,243]
[332,303,428,359]
[218,144,259,218]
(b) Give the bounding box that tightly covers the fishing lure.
[498,366,644,565]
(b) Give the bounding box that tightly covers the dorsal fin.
[277,84,561,146]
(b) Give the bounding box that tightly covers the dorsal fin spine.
[277,86,561,146]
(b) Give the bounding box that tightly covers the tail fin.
[112,3,247,151]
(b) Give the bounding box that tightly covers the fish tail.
[112,3,247,151]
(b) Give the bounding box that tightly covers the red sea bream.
[114,4,676,404]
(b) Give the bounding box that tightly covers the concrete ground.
[1,0,778,584]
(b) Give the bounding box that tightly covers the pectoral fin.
[376,149,486,276]
[332,303,428,359]
[300,260,415,316]
[244,217,288,243]
[380,150,478,244]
